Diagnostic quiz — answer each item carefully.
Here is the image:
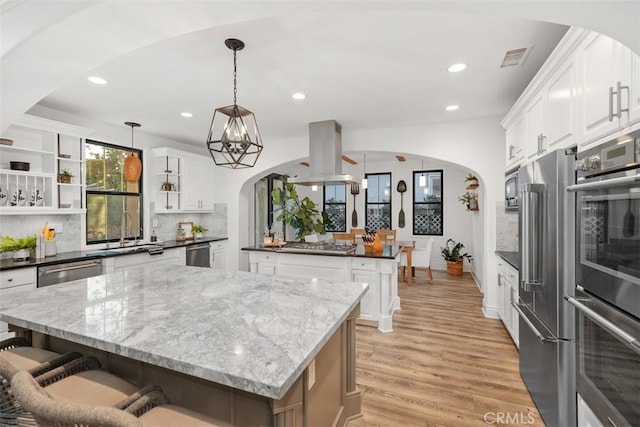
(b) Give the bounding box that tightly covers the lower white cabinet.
[105,247,184,273]
[248,251,400,332]
[577,394,604,427]
[497,257,519,347]
[0,267,36,339]
[210,240,227,270]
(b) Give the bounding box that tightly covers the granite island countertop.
[0,236,228,271]
[0,264,368,400]
[242,243,402,259]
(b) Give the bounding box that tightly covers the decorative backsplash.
[151,202,227,242]
[495,201,519,252]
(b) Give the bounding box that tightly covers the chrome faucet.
[120,211,133,247]
[133,227,144,246]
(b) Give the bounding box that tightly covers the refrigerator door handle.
[565,296,640,355]
[521,183,545,292]
[512,302,558,343]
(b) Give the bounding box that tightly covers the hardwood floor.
[349,269,544,427]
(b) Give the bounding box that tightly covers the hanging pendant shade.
[207,38,263,169]
[361,153,368,189]
[123,122,141,182]
[419,159,426,187]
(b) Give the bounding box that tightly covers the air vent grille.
[500,47,531,68]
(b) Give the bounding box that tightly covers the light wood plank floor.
[349,269,544,427]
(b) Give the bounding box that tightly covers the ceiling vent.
[500,47,531,68]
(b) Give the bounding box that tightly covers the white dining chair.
[400,238,434,283]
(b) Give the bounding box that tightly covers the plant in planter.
[0,234,37,261]
[441,238,472,276]
[272,178,332,241]
[161,181,175,191]
[192,224,207,239]
[458,191,478,210]
[58,169,73,184]
[464,173,479,188]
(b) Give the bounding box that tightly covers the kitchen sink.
[87,244,162,256]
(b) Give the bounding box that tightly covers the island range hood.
[288,120,361,186]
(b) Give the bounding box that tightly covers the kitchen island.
[243,243,402,332]
[0,264,367,426]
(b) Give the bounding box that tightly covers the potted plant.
[161,181,175,191]
[58,169,73,184]
[272,178,332,241]
[458,191,478,210]
[0,234,37,261]
[192,224,207,239]
[441,238,472,276]
[464,173,479,188]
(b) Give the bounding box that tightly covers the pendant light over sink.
[123,122,141,182]
[206,38,263,169]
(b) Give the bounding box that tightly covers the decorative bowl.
[10,161,30,171]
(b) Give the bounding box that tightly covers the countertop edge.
[495,251,520,270]
[242,245,401,259]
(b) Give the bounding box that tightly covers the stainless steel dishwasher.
[186,243,210,268]
[37,259,104,287]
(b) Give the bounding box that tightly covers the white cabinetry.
[497,257,519,347]
[104,247,184,273]
[210,240,227,270]
[524,92,548,159]
[505,116,524,169]
[0,267,36,339]
[351,259,379,323]
[152,148,214,213]
[0,115,91,215]
[547,59,577,149]
[577,395,604,427]
[629,49,640,124]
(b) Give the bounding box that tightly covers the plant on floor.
[441,238,472,276]
[271,177,332,241]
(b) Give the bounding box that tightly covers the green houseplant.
[271,178,332,241]
[464,172,478,188]
[192,224,207,239]
[441,238,472,276]
[58,169,73,184]
[458,191,478,210]
[0,234,37,260]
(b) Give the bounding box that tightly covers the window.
[365,173,392,230]
[323,184,346,232]
[85,140,143,244]
[413,170,443,235]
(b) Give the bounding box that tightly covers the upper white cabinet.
[629,48,640,124]
[0,114,92,215]
[152,148,215,213]
[524,92,548,159]
[505,116,524,169]
[546,58,577,149]
[576,32,630,145]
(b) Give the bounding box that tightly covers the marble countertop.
[495,251,520,270]
[242,244,402,259]
[0,237,228,271]
[0,264,368,399]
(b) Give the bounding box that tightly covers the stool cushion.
[1,347,59,371]
[45,370,138,407]
[139,404,231,427]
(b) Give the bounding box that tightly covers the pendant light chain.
[233,48,238,106]
[130,125,134,152]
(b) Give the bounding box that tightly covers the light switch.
[307,359,316,390]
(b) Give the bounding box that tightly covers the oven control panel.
[577,129,640,178]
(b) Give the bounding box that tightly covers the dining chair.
[400,238,434,282]
[376,229,397,245]
[350,228,366,243]
[333,232,355,245]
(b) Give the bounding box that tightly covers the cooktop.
[279,242,356,255]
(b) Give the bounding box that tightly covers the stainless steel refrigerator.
[515,148,576,427]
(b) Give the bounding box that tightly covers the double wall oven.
[567,129,640,427]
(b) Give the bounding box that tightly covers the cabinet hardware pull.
[7,278,13,282]
[609,86,615,121]
[617,81,629,118]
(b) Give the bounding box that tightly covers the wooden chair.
[333,232,355,245]
[376,229,397,245]
[350,228,366,243]
[401,238,434,283]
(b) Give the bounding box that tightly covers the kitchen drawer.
[256,252,276,263]
[0,268,36,290]
[352,258,377,271]
[210,241,227,251]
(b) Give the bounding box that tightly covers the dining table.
[396,240,416,286]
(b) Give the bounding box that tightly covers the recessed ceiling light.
[292,92,306,100]
[447,63,467,73]
[88,76,107,85]
[446,105,460,111]
[181,112,193,118]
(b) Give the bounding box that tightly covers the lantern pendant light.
[123,122,141,182]
[419,159,426,187]
[207,38,263,169]
[361,153,368,189]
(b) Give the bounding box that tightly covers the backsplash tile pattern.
[0,214,82,258]
[495,201,519,252]
[151,203,227,242]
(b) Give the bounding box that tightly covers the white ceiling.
[27,9,568,148]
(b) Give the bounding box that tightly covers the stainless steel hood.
[288,120,360,186]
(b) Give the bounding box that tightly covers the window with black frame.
[323,184,346,232]
[85,140,143,244]
[413,170,443,235]
[365,173,392,230]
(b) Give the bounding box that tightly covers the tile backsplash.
[496,201,519,252]
[151,202,227,242]
[0,214,82,258]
